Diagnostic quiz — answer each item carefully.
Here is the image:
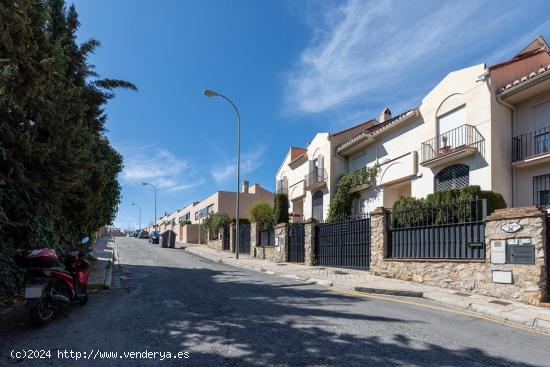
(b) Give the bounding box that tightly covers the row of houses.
[146,181,273,243]
[143,37,550,305]
[149,36,550,243]
[276,36,550,222]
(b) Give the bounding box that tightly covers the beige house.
[331,36,550,213]
[149,181,274,243]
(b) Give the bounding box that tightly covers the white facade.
[275,121,376,222]
[334,37,550,214]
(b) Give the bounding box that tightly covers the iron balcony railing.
[275,185,288,195]
[304,168,328,189]
[512,125,550,161]
[421,124,485,163]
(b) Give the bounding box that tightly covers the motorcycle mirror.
[81,237,90,244]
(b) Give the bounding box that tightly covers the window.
[207,204,214,215]
[312,191,324,222]
[195,212,199,220]
[533,174,550,206]
[434,164,469,191]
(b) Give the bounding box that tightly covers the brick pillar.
[274,223,288,263]
[369,207,388,275]
[304,219,317,266]
[250,222,259,256]
[229,222,236,253]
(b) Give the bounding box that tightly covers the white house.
[275,121,376,222]
[289,36,550,216]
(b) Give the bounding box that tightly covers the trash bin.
[161,230,176,248]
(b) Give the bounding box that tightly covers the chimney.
[242,180,249,193]
[379,107,392,123]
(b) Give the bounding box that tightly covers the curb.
[354,287,424,298]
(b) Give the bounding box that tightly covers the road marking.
[327,287,550,337]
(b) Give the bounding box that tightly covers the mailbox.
[507,245,535,264]
[490,240,506,264]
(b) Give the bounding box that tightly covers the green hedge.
[392,185,506,227]
[248,202,274,231]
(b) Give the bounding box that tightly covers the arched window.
[312,191,324,222]
[434,164,469,191]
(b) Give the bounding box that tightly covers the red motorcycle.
[16,237,93,325]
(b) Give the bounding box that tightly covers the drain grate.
[453,292,472,297]
[489,300,511,306]
[333,270,349,275]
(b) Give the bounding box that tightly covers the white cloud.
[211,146,265,184]
[121,145,203,192]
[284,0,540,116]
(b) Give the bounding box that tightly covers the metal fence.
[387,198,487,259]
[238,223,251,254]
[222,227,230,251]
[287,223,305,263]
[421,124,485,163]
[315,215,371,269]
[259,229,274,246]
[513,125,550,161]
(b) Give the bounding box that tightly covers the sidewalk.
[180,243,550,334]
[88,236,116,290]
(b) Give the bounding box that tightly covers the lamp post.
[142,182,157,230]
[131,203,141,230]
[203,89,241,259]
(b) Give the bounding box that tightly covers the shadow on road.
[0,247,544,367]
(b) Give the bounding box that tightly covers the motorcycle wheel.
[29,288,55,326]
[78,292,88,305]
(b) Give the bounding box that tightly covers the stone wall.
[304,220,316,266]
[250,222,258,256]
[206,229,223,251]
[370,206,548,305]
[271,223,288,263]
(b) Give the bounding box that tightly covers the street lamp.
[142,182,157,230]
[203,88,241,259]
[131,203,141,230]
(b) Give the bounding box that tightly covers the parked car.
[139,230,149,239]
[149,231,160,244]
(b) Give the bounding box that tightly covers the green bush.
[392,185,506,227]
[207,213,231,240]
[248,202,274,231]
[328,165,379,221]
[273,194,289,224]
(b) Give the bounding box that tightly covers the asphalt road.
[1,237,550,367]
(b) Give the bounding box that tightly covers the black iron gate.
[238,223,251,255]
[222,227,230,251]
[315,215,371,269]
[287,223,305,263]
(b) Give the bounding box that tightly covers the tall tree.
[0,0,135,296]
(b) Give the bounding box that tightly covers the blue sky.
[71,0,550,230]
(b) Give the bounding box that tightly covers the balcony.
[420,124,485,168]
[275,186,288,195]
[304,168,327,190]
[512,125,550,167]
